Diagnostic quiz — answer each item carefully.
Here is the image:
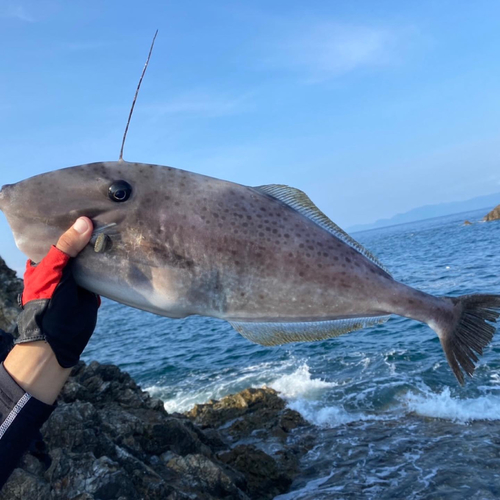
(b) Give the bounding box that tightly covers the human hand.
[15,217,99,368]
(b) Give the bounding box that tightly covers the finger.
[56,217,94,257]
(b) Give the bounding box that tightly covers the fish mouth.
[0,184,13,211]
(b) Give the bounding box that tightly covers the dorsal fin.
[254,184,391,275]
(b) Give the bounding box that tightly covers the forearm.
[0,361,55,488]
[4,342,71,405]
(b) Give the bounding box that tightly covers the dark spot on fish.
[241,292,245,297]
[259,232,264,237]
[318,264,322,268]
[213,213,219,218]
[306,253,311,257]
[346,257,352,264]
[260,207,266,212]
[288,253,293,257]
[175,201,180,206]
[272,229,278,234]
[127,264,153,290]
[247,215,252,220]
[235,261,240,265]
[408,299,415,305]
[334,256,339,261]
[284,234,290,238]
[299,272,304,277]
[259,294,265,300]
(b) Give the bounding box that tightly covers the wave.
[269,363,337,398]
[403,387,500,423]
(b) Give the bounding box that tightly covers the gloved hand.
[15,217,99,368]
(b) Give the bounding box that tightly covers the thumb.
[56,217,94,257]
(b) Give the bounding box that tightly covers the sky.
[1,0,500,274]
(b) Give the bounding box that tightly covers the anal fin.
[229,316,391,346]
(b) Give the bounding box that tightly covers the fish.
[0,160,499,384]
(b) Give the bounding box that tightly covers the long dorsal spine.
[119,30,158,161]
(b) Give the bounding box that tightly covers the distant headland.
[348,192,500,233]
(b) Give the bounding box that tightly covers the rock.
[484,204,500,222]
[464,220,472,225]
[166,454,249,499]
[219,445,293,500]
[0,256,22,332]
[0,361,311,499]
[0,255,312,499]
[187,387,307,442]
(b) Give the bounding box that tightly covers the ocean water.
[83,207,500,500]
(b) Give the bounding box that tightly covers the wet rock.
[484,204,500,222]
[464,220,472,226]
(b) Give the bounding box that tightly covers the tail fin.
[439,295,500,385]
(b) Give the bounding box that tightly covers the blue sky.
[1,1,500,274]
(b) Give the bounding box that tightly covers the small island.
[484,204,500,222]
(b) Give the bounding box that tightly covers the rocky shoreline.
[0,257,313,499]
[1,361,312,499]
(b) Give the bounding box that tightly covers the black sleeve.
[0,363,55,489]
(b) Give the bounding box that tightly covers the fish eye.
[108,180,132,202]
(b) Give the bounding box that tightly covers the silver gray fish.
[1,160,499,384]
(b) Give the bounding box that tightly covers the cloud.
[142,89,254,118]
[261,21,418,82]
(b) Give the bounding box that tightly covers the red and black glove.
[15,246,99,368]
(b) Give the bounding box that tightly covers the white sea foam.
[146,361,347,420]
[269,363,336,399]
[288,399,370,427]
[403,387,500,423]
[267,364,375,427]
